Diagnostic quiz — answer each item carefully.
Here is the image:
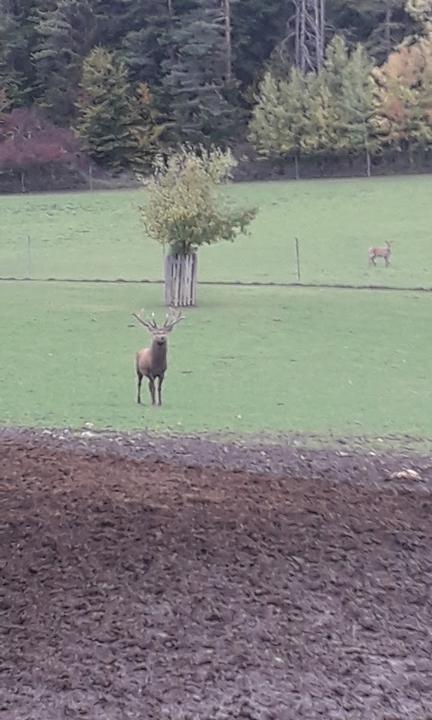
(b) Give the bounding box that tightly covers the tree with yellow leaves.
[140,146,256,306]
[372,36,432,160]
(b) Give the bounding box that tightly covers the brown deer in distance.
[368,240,392,267]
[132,309,185,406]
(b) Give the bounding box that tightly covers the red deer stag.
[368,241,392,267]
[132,309,185,406]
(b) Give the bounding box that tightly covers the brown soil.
[1,429,432,719]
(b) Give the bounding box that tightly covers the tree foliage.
[76,47,163,171]
[141,146,256,255]
[249,36,381,172]
[248,68,309,176]
[0,107,82,188]
[0,0,431,176]
[33,0,96,122]
[163,0,236,146]
[373,37,432,153]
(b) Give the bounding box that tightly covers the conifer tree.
[0,0,40,105]
[119,0,172,86]
[163,0,236,145]
[340,44,380,175]
[76,48,140,171]
[76,48,165,172]
[301,71,340,157]
[323,37,378,172]
[248,68,309,178]
[33,0,95,123]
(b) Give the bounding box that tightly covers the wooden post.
[295,237,301,282]
[27,235,32,278]
[164,253,197,307]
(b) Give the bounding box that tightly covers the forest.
[0,0,431,188]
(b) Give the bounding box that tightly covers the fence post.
[295,237,301,282]
[27,235,32,278]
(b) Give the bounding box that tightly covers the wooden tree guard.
[164,253,198,307]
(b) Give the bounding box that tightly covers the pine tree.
[301,71,340,157]
[248,68,309,178]
[75,51,164,174]
[119,0,172,85]
[76,48,141,171]
[0,0,41,105]
[366,0,410,59]
[326,0,412,62]
[340,44,380,175]
[163,0,237,145]
[323,35,350,98]
[33,0,96,123]
[321,36,379,171]
[231,0,288,94]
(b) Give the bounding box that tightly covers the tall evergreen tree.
[0,0,41,105]
[163,0,237,145]
[33,0,96,123]
[231,0,288,94]
[326,0,412,62]
[120,2,172,88]
[76,47,160,172]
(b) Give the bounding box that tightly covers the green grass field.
[0,174,431,287]
[0,175,431,442]
[0,279,431,440]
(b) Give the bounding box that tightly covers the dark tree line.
[0,0,429,183]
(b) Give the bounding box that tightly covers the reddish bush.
[0,108,85,187]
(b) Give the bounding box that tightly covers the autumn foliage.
[0,107,84,183]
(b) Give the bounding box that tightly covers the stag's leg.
[148,378,156,405]
[137,371,143,404]
[157,376,164,406]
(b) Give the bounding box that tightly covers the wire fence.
[2,235,432,293]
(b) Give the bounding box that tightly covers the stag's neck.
[151,340,167,373]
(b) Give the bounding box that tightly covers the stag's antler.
[163,308,185,330]
[132,310,159,331]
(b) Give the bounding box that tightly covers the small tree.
[140,146,256,307]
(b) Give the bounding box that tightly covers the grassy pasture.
[0,175,431,287]
[0,280,431,440]
[0,175,431,442]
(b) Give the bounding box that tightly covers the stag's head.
[132,308,185,346]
